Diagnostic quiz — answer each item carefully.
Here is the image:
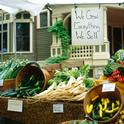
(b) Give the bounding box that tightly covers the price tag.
[53,104,64,113]
[0,80,4,86]
[102,83,116,92]
[7,99,23,112]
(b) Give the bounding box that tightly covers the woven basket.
[16,62,52,91]
[83,84,123,124]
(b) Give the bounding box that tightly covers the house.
[48,3,124,77]
[0,9,52,61]
[0,3,124,77]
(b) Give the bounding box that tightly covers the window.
[40,12,48,27]
[0,16,2,21]
[16,23,30,52]
[0,14,10,21]
[37,9,51,28]
[16,12,31,19]
[16,13,21,19]
[0,24,8,52]
[15,11,32,53]
[5,14,10,20]
[24,13,30,19]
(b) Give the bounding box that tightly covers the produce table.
[0,97,84,124]
[0,96,124,124]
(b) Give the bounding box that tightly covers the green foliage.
[48,64,91,86]
[68,68,80,79]
[80,64,90,78]
[43,55,68,64]
[83,78,95,89]
[48,20,70,57]
[103,61,121,76]
[48,69,70,86]
[0,58,28,79]
[114,49,124,62]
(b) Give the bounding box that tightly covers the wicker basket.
[61,120,95,124]
[83,84,123,124]
[114,81,124,95]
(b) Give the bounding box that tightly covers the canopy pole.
[1,9,3,62]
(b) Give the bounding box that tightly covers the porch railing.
[51,42,110,60]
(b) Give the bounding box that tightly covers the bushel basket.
[16,62,51,91]
[83,84,123,124]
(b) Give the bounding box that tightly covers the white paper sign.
[7,99,23,112]
[0,80,3,86]
[71,7,104,45]
[102,83,116,92]
[53,104,64,113]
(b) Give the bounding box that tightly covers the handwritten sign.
[102,83,116,92]
[7,99,23,112]
[71,7,103,45]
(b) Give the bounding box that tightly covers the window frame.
[0,22,9,53]
[0,12,10,53]
[37,9,51,29]
[14,19,33,53]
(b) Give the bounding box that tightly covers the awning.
[28,0,124,4]
[0,0,44,15]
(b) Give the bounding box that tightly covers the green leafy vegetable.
[103,62,121,76]
[83,78,95,89]
[43,55,68,64]
[114,49,124,62]
[0,58,28,80]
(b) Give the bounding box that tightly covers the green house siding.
[37,28,52,60]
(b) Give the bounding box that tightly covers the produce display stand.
[0,97,84,124]
[0,95,124,124]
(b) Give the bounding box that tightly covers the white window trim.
[0,14,13,54]
[37,9,50,29]
[0,22,9,53]
[13,19,33,53]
